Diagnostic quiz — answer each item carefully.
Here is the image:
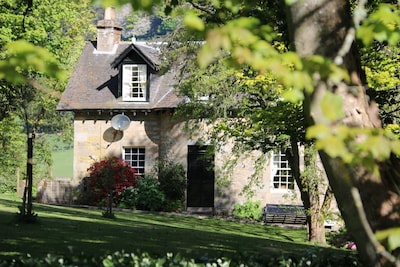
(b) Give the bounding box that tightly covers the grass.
[0,193,348,262]
[37,133,73,178]
[51,148,73,178]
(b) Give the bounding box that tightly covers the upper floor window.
[271,150,294,192]
[122,64,147,101]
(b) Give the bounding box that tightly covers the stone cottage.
[56,7,303,214]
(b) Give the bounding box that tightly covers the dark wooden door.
[187,145,215,207]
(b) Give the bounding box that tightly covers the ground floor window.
[271,150,294,191]
[123,147,145,175]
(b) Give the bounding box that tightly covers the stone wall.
[73,111,161,182]
[71,110,304,213]
[36,178,73,204]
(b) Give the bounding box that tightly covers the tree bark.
[286,0,400,266]
[286,139,328,244]
[304,143,330,244]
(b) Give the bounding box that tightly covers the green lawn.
[51,148,73,178]
[0,193,350,263]
[38,133,73,178]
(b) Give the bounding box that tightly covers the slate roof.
[57,41,181,112]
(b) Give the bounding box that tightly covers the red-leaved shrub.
[84,157,138,206]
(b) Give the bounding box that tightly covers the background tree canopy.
[0,0,96,190]
[0,0,399,265]
[114,0,399,265]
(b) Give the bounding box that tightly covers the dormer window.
[122,64,147,101]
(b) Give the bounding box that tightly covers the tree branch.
[334,0,368,65]
[22,0,33,30]
[188,1,215,15]
[351,187,400,266]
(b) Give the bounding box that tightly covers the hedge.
[0,249,360,267]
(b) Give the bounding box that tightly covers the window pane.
[272,150,294,191]
[123,147,145,175]
[122,64,147,101]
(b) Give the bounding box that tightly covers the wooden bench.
[262,204,307,225]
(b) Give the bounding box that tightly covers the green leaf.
[367,135,391,160]
[183,12,205,31]
[285,0,297,5]
[306,124,330,140]
[317,136,350,160]
[391,139,400,156]
[282,88,304,103]
[388,233,400,252]
[320,91,344,121]
[357,3,400,46]
[376,227,400,252]
[0,40,65,84]
[102,255,114,267]
[357,26,375,46]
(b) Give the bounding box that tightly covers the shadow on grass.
[0,197,341,262]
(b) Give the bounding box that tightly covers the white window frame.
[123,147,145,175]
[122,64,147,101]
[271,150,294,192]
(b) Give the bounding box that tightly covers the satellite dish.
[103,127,124,143]
[111,114,131,131]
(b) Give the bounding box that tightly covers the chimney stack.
[96,7,122,52]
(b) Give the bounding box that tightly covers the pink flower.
[346,242,357,250]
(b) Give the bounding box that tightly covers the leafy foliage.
[174,56,304,153]
[357,4,400,46]
[93,0,163,12]
[156,160,186,201]
[83,157,138,207]
[307,124,400,173]
[124,8,178,40]
[156,160,186,212]
[116,160,186,211]
[0,40,65,85]
[164,0,400,170]
[362,43,400,126]
[0,0,94,194]
[0,116,25,193]
[232,200,262,221]
[117,186,137,209]
[133,175,165,211]
[0,249,360,267]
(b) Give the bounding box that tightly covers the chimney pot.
[104,7,115,20]
[96,7,122,53]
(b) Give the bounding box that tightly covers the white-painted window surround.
[122,64,147,101]
[271,150,294,192]
[123,147,145,175]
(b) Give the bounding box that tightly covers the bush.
[327,227,354,248]
[117,186,137,209]
[0,249,360,267]
[80,157,138,207]
[232,200,263,221]
[134,175,165,211]
[163,199,185,212]
[115,160,187,212]
[0,176,16,193]
[156,160,186,202]
[118,161,186,214]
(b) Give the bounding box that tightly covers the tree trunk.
[304,143,330,244]
[286,0,400,266]
[21,129,35,219]
[286,139,328,244]
[309,211,326,244]
[307,182,333,244]
[307,176,325,244]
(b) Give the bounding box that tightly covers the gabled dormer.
[57,7,179,112]
[111,43,160,102]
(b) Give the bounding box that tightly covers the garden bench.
[262,204,306,225]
